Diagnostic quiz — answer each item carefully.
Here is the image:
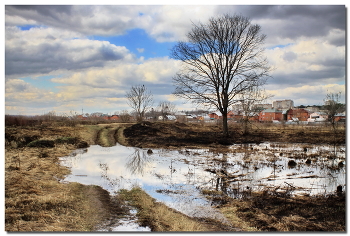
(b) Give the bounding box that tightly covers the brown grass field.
[4,121,346,231]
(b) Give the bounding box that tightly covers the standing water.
[60,142,346,230]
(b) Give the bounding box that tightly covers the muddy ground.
[123,121,345,148]
[5,121,346,231]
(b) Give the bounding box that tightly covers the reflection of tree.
[126,148,152,175]
[99,162,120,189]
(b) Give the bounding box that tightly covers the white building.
[272,100,294,110]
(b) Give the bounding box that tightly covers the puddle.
[96,208,151,232]
[60,142,346,230]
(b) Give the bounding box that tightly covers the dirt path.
[93,123,132,147]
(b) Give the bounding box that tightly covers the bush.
[55,137,78,145]
[76,141,89,148]
[27,140,55,148]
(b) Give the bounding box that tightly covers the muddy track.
[114,126,128,146]
[95,128,104,146]
[94,124,130,147]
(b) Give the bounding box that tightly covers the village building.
[259,108,283,122]
[305,106,320,113]
[273,99,294,110]
[245,112,259,122]
[286,108,309,121]
[307,112,327,122]
[334,113,346,122]
[109,115,120,121]
[254,103,273,110]
[76,115,88,120]
[208,111,222,120]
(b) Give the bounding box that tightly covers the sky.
[4,4,347,116]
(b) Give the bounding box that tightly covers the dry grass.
[119,187,209,231]
[219,191,345,232]
[4,125,114,231]
[5,148,95,231]
[5,122,345,232]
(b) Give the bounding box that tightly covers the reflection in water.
[126,149,152,175]
[60,142,346,226]
[99,162,120,189]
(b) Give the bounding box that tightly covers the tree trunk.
[222,113,229,137]
[243,117,249,135]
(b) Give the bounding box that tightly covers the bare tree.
[323,91,345,128]
[158,101,176,121]
[171,14,271,136]
[119,110,131,123]
[126,85,153,122]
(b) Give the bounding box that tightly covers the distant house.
[227,111,236,120]
[229,110,243,122]
[307,112,327,122]
[254,103,273,110]
[166,115,177,121]
[198,115,211,121]
[158,115,177,121]
[273,99,294,110]
[287,108,309,121]
[246,112,259,122]
[259,108,283,122]
[185,115,195,120]
[208,112,222,120]
[77,115,88,120]
[101,114,110,120]
[109,115,120,121]
[334,113,346,122]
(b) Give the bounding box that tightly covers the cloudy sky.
[4,4,346,116]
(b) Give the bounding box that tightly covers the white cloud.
[52,57,180,88]
[136,48,144,53]
[5,79,61,114]
[4,5,346,115]
[264,38,345,86]
[266,83,345,106]
[5,26,135,77]
[5,57,182,115]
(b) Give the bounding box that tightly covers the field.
[4,121,346,231]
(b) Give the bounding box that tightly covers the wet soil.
[123,121,345,148]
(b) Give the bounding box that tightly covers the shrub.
[27,140,55,148]
[55,137,78,145]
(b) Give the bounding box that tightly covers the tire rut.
[95,125,128,147]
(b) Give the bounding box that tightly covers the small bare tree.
[238,87,273,134]
[323,91,345,129]
[158,101,176,121]
[126,85,153,122]
[171,14,271,137]
[323,91,345,158]
[119,110,131,123]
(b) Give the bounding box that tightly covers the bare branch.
[126,85,153,122]
[171,14,272,136]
